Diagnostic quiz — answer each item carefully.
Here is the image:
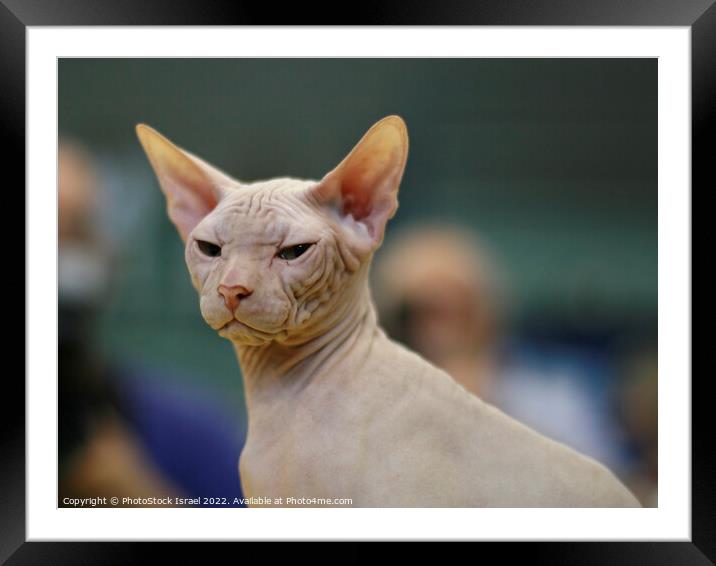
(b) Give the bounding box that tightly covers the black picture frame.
[5,1,707,562]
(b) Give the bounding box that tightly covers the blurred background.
[58,58,657,507]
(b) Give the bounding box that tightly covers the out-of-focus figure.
[58,138,246,506]
[616,348,658,507]
[373,225,634,489]
[59,139,182,504]
[374,226,504,400]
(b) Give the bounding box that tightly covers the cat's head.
[137,116,408,346]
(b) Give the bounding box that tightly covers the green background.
[59,58,657,409]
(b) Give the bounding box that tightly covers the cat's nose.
[218,284,253,312]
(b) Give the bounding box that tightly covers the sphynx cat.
[136,116,640,507]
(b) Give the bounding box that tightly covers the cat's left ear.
[310,115,409,252]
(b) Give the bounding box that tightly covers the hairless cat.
[137,116,640,507]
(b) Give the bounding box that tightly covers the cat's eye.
[196,239,222,258]
[277,243,313,261]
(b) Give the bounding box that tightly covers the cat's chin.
[217,318,279,346]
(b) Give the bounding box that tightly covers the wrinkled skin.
[137,117,640,508]
[187,180,359,347]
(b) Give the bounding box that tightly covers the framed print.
[5,0,708,562]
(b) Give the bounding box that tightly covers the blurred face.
[58,141,110,308]
[58,143,99,243]
[376,231,500,362]
[402,279,485,360]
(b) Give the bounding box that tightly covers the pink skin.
[137,117,640,508]
[136,116,408,349]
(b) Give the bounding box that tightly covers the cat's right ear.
[309,116,409,256]
[136,124,233,242]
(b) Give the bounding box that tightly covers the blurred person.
[373,224,627,473]
[615,347,658,507]
[59,139,180,504]
[374,226,504,400]
[58,138,246,507]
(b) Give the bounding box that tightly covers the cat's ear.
[311,115,409,251]
[136,124,233,242]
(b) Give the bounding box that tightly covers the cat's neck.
[233,281,379,408]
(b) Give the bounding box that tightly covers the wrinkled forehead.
[203,178,319,243]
